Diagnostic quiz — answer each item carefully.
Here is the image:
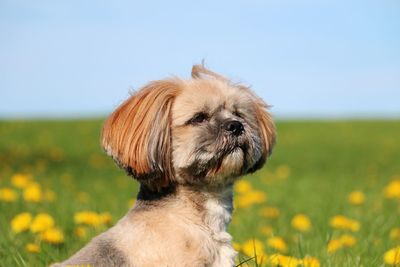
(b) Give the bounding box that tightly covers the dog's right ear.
[101,80,181,190]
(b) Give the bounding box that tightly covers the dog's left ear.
[101,80,181,190]
[254,98,276,157]
[248,92,276,171]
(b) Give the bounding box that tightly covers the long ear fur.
[240,86,276,172]
[101,80,181,190]
[254,97,276,158]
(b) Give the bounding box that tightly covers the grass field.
[1,119,400,266]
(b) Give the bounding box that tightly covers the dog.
[53,65,275,267]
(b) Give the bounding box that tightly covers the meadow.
[0,119,399,267]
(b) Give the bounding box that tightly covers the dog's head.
[102,65,275,190]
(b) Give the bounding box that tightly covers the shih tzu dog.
[53,65,275,267]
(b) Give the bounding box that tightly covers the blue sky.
[1,0,399,118]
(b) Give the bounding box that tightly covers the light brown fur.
[53,65,275,267]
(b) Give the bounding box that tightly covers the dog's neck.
[136,183,234,231]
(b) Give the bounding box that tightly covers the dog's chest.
[204,198,237,267]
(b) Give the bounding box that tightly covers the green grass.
[0,119,399,266]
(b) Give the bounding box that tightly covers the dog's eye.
[233,111,243,118]
[187,112,208,125]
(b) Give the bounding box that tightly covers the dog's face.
[102,65,275,190]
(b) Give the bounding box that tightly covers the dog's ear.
[101,80,181,190]
[243,88,276,171]
[254,97,276,158]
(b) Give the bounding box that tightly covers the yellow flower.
[232,242,241,251]
[269,254,300,267]
[99,212,112,225]
[75,211,100,226]
[327,239,342,254]
[291,214,311,232]
[74,226,87,238]
[45,190,56,202]
[241,239,267,263]
[327,234,357,254]
[267,236,288,253]
[11,212,32,233]
[390,228,400,240]
[11,173,32,188]
[234,180,253,194]
[74,211,112,227]
[40,228,64,244]
[384,180,400,199]
[30,213,55,233]
[302,256,320,267]
[23,182,42,202]
[77,192,89,203]
[330,215,360,232]
[259,207,280,219]
[25,243,40,253]
[235,190,267,208]
[0,187,18,202]
[49,147,64,161]
[275,165,291,179]
[384,246,400,265]
[260,226,274,236]
[340,234,357,247]
[348,191,365,205]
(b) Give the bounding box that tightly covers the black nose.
[223,120,244,136]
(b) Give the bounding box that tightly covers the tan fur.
[102,80,182,190]
[54,65,275,267]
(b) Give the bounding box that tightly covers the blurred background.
[1,0,399,119]
[1,1,400,266]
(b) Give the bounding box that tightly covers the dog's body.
[58,186,235,267]
[53,65,275,267]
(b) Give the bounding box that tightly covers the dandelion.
[40,228,64,244]
[44,190,56,202]
[327,239,342,254]
[384,180,400,199]
[327,234,357,254]
[291,214,311,232]
[11,212,32,233]
[25,243,40,253]
[348,191,365,205]
[259,207,280,219]
[77,192,89,203]
[236,190,267,208]
[241,239,267,262]
[267,236,288,253]
[99,212,112,225]
[49,147,64,161]
[275,165,291,179]
[234,180,253,194]
[330,215,360,232]
[232,242,241,251]
[384,246,400,265]
[0,187,17,202]
[302,256,320,267]
[260,226,274,236]
[390,228,400,241]
[11,173,32,188]
[340,234,357,247]
[269,254,300,267]
[30,213,55,233]
[23,182,42,202]
[74,226,87,239]
[74,211,112,227]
